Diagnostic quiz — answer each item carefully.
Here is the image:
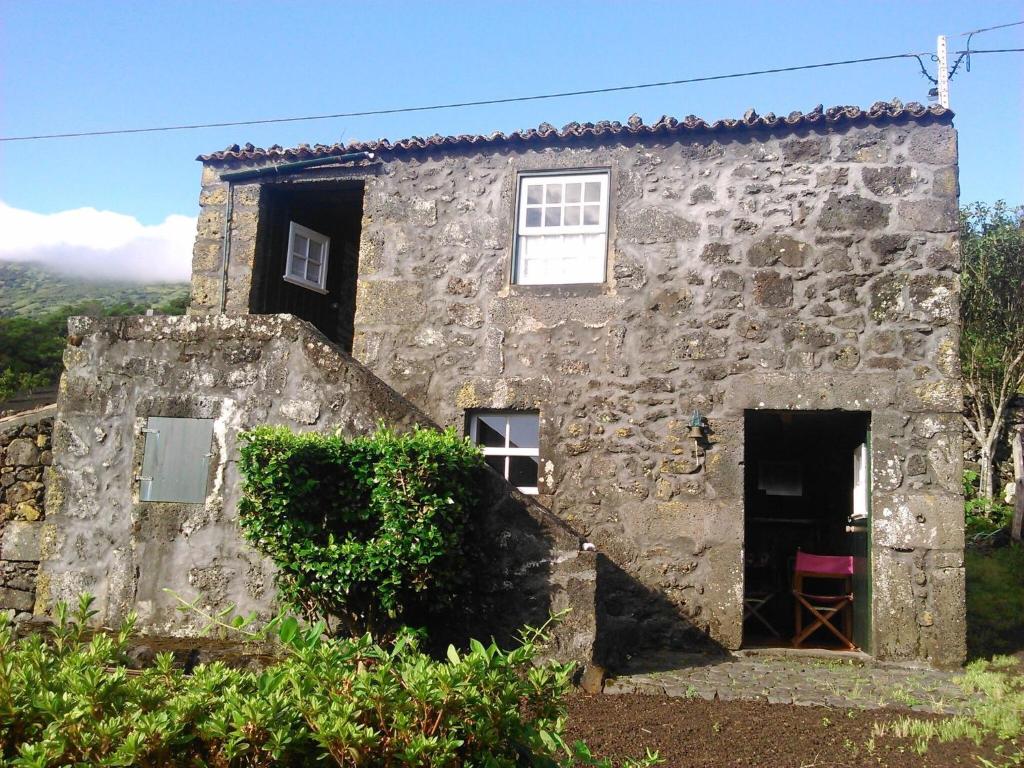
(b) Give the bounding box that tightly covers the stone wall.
[39,314,595,664]
[190,113,964,666]
[0,407,54,618]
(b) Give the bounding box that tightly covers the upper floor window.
[468,411,540,494]
[514,172,609,285]
[284,221,330,293]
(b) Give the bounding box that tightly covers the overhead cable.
[0,51,934,142]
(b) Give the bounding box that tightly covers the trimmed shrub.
[0,597,659,767]
[238,425,485,638]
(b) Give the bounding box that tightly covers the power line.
[3,33,1020,144]
[945,19,1024,79]
[954,20,1024,36]
[1,51,933,143]
[953,47,1024,54]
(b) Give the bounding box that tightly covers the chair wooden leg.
[793,592,802,647]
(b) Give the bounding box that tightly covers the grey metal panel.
[140,417,215,503]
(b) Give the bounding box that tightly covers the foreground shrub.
[0,597,658,767]
[238,425,485,638]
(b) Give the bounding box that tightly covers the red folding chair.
[792,551,857,651]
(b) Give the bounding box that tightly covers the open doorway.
[250,182,364,353]
[742,410,872,652]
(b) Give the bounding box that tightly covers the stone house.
[31,100,965,667]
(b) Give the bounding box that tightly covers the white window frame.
[468,411,540,495]
[283,221,330,294]
[513,171,610,285]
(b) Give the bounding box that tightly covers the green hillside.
[0,261,190,403]
[0,260,190,318]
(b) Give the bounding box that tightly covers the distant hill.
[0,260,190,317]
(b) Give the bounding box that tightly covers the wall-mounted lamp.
[687,410,705,463]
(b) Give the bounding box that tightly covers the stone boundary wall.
[39,314,595,665]
[0,406,55,618]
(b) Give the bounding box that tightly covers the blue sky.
[1,1,1021,281]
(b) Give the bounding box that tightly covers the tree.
[0,293,188,403]
[960,202,1024,506]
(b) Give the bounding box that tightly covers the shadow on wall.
[416,468,595,666]
[594,553,727,673]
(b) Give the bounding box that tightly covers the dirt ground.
[565,693,1013,768]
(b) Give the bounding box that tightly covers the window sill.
[509,282,609,299]
[282,275,329,294]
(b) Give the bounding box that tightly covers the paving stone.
[602,679,638,695]
[612,654,982,714]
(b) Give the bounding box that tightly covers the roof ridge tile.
[197,100,952,163]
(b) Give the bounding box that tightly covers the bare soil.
[565,693,1013,768]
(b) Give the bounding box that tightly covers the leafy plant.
[0,596,659,767]
[238,425,486,639]
[964,469,1015,537]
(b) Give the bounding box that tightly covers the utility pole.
[936,35,950,108]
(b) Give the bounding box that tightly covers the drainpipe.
[218,181,233,313]
[216,150,376,312]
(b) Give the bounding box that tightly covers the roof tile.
[197,100,951,164]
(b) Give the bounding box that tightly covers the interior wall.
[250,183,363,352]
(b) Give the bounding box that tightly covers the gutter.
[216,150,376,312]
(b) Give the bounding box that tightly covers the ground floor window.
[468,411,540,494]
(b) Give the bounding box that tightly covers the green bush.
[238,425,485,639]
[0,597,658,767]
[964,469,1014,538]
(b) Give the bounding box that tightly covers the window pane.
[508,456,539,488]
[545,184,562,204]
[485,455,507,476]
[564,206,581,226]
[583,204,601,225]
[508,414,539,450]
[526,184,543,204]
[293,233,309,256]
[525,207,542,227]
[308,239,322,264]
[475,414,506,447]
[288,255,306,277]
[584,181,602,202]
[306,260,321,284]
[565,183,582,203]
[544,207,562,227]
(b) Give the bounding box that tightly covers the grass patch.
[967,544,1024,659]
[874,656,1024,763]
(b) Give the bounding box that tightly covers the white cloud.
[0,201,196,282]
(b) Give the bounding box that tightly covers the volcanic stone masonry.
[42,103,965,667]
[0,408,53,617]
[36,314,595,665]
